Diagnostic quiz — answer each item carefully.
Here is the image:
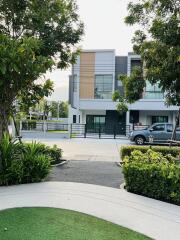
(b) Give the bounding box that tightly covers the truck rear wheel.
[135,136,145,145]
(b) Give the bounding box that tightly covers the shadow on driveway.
[46,161,124,189]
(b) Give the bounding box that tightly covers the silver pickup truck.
[129,123,180,145]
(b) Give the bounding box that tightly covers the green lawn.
[47,130,68,133]
[0,207,151,240]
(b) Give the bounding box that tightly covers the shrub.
[45,145,62,165]
[123,149,180,205]
[121,145,180,160]
[22,142,47,155]
[0,136,52,186]
[0,133,22,185]
[23,142,63,165]
[21,153,51,183]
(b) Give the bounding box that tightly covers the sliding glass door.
[86,115,105,133]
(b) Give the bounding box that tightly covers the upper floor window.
[94,75,113,99]
[143,81,164,99]
[130,59,142,73]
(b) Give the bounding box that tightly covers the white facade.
[69,50,179,128]
[69,49,116,124]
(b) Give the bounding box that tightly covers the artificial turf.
[0,207,151,240]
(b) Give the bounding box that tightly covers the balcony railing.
[143,91,164,99]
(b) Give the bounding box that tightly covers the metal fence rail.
[21,121,44,131]
[71,123,130,139]
[20,121,132,139]
[21,121,68,133]
[47,123,68,132]
[71,124,86,138]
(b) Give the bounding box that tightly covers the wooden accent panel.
[80,52,95,99]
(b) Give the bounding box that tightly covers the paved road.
[47,161,124,188]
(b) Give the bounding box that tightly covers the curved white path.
[0,182,180,240]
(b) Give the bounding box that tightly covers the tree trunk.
[0,106,10,173]
[12,115,22,143]
[170,108,180,147]
[0,106,10,141]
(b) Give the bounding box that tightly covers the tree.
[50,101,58,118]
[17,79,54,115]
[59,101,68,118]
[0,0,83,140]
[48,101,68,118]
[114,0,180,115]
[113,67,145,114]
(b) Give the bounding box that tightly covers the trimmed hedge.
[123,150,180,205]
[121,145,180,160]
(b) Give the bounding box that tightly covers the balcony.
[143,91,164,99]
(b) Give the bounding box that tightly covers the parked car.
[129,123,180,145]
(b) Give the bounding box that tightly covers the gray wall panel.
[115,56,127,93]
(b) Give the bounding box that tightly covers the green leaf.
[0,65,6,74]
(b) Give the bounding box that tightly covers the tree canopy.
[0,0,83,139]
[114,0,180,111]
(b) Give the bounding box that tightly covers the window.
[152,124,165,131]
[130,59,142,72]
[94,75,113,99]
[73,75,77,92]
[73,115,76,123]
[152,116,168,124]
[144,81,164,99]
[167,124,173,132]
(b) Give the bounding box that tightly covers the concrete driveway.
[24,138,131,162]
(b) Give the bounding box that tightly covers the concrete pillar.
[126,110,130,125]
[173,111,177,126]
[126,110,131,135]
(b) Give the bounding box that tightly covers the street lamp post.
[57,101,60,120]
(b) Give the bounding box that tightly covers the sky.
[47,0,136,102]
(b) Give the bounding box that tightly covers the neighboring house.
[68,49,179,134]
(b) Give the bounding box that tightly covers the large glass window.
[86,115,106,133]
[152,116,168,124]
[94,75,113,99]
[144,81,164,99]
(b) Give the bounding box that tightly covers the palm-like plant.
[0,132,22,185]
[21,141,51,183]
[0,133,21,170]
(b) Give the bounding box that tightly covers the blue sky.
[47,0,136,101]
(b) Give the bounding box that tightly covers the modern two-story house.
[68,49,179,135]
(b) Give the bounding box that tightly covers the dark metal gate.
[70,123,130,139]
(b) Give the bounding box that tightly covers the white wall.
[139,111,174,125]
[129,99,179,111]
[68,106,79,124]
